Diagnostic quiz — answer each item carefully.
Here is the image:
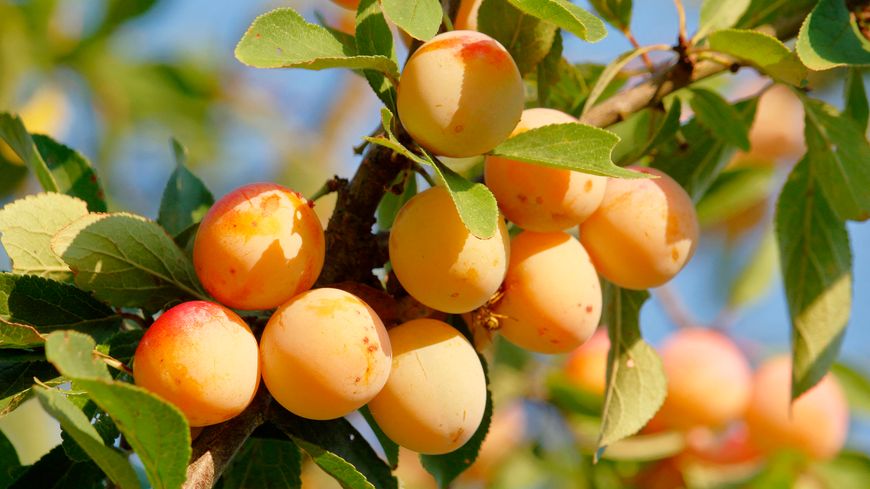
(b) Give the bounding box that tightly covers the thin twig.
[412,163,436,187]
[93,350,133,376]
[117,311,149,330]
[673,0,688,47]
[623,29,654,71]
[308,176,349,203]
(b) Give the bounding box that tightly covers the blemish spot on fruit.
[363,336,369,344]
[586,305,593,313]
[671,247,680,262]
[517,194,528,203]
[260,194,281,214]
[535,196,544,204]
[450,292,460,298]
[454,124,464,133]
[367,344,378,353]
[584,180,593,192]
[626,359,636,368]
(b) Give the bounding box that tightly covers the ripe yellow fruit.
[368,319,486,454]
[260,288,391,420]
[494,231,601,354]
[563,329,610,395]
[658,329,752,430]
[745,356,849,460]
[580,166,699,290]
[485,108,607,231]
[193,182,325,310]
[389,186,510,313]
[133,301,260,427]
[397,30,524,157]
[454,0,483,31]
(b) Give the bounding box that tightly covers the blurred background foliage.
[2,0,870,488]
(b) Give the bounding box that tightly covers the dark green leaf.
[491,123,641,178]
[356,0,399,113]
[220,438,302,489]
[0,153,27,198]
[802,95,870,221]
[596,285,665,458]
[708,29,807,86]
[0,113,59,193]
[506,0,606,42]
[35,388,139,489]
[776,157,852,399]
[0,318,43,350]
[157,140,214,237]
[32,135,107,213]
[695,0,750,40]
[51,213,207,311]
[844,68,868,133]
[831,363,870,415]
[587,0,632,31]
[0,193,88,282]
[359,406,399,469]
[536,31,563,107]
[44,331,191,489]
[10,446,106,489]
[796,0,870,71]
[0,274,120,343]
[687,88,751,150]
[235,8,399,77]
[377,170,417,231]
[271,410,398,489]
[478,0,558,75]
[0,430,24,489]
[0,351,60,416]
[381,0,442,41]
[735,0,817,30]
[420,355,492,488]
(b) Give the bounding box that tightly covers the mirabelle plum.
[657,329,751,430]
[563,329,610,395]
[193,182,324,310]
[494,231,601,354]
[397,30,523,157]
[368,319,486,454]
[680,423,763,467]
[260,288,391,420]
[389,186,509,313]
[331,0,359,10]
[745,356,848,460]
[454,0,483,31]
[485,108,607,231]
[133,301,260,427]
[580,166,699,290]
[732,84,804,165]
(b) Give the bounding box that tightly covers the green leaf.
[0,274,121,343]
[801,95,870,222]
[776,156,852,400]
[796,0,870,71]
[596,285,666,458]
[157,140,214,237]
[815,451,870,489]
[235,8,399,78]
[51,213,207,311]
[610,98,682,165]
[728,229,777,309]
[478,0,558,75]
[377,170,417,231]
[735,0,817,30]
[0,318,43,349]
[696,165,774,226]
[695,0,751,40]
[420,355,492,488]
[0,431,24,489]
[35,388,139,489]
[831,363,870,415]
[44,331,191,489]
[490,123,641,178]
[0,193,89,281]
[582,45,669,116]
[358,406,399,469]
[356,0,399,113]
[381,0,442,41]
[32,135,107,213]
[687,88,751,151]
[536,30,564,107]
[0,113,59,193]
[651,98,757,199]
[546,372,603,415]
[506,0,606,43]
[272,410,398,489]
[220,438,302,489]
[9,446,106,489]
[368,108,499,239]
[587,0,632,31]
[0,351,60,415]
[0,154,27,198]
[708,29,807,86]
[844,68,868,133]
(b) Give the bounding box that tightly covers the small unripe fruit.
[563,329,610,395]
[193,182,324,310]
[133,301,260,427]
[454,0,483,31]
[745,356,848,460]
[580,167,699,290]
[368,319,486,454]
[397,30,524,157]
[494,231,601,353]
[658,329,752,430]
[260,288,391,420]
[389,186,510,313]
[485,109,606,231]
